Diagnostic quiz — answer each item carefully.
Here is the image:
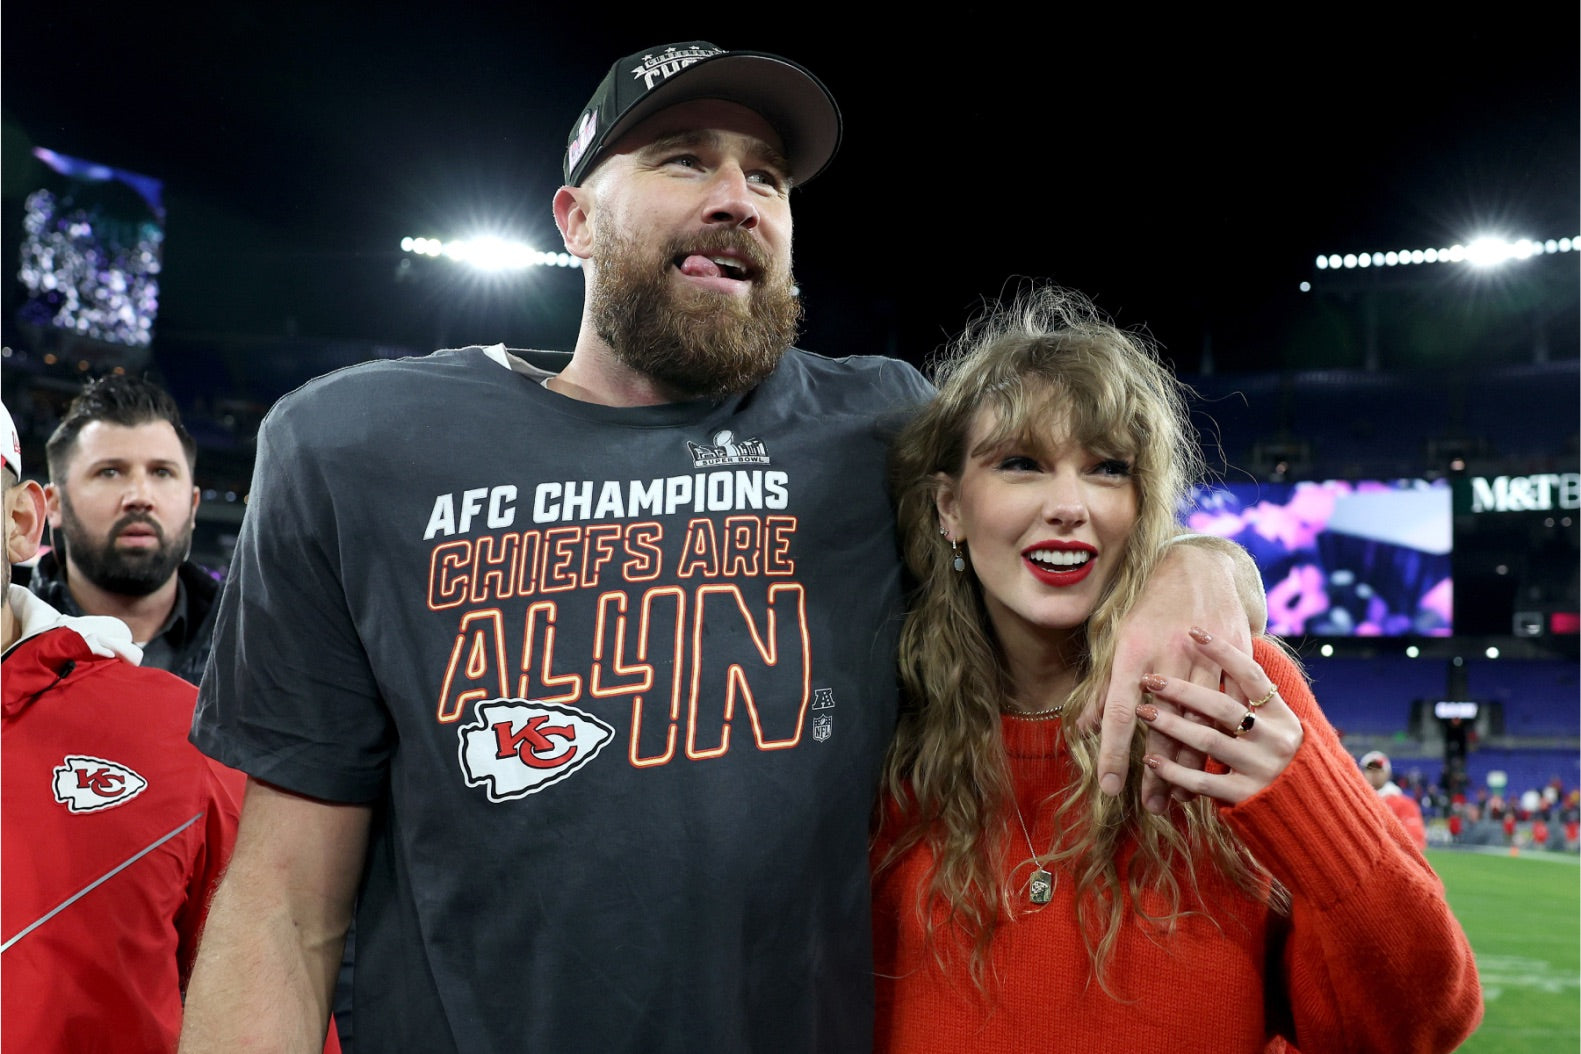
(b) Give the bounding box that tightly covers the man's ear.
[553,185,595,260]
[7,479,47,565]
[43,481,62,530]
[933,472,963,540]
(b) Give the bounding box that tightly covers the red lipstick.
[1022,541,1097,586]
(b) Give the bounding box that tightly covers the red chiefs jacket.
[2,586,245,1052]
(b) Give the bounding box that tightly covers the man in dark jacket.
[1,396,248,1052]
[27,375,219,684]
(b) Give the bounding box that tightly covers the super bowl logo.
[687,430,770,468]
[458,699,615,802]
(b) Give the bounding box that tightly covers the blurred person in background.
[27,374,219,684]
[1359,750,1429,851]
[0,398,258,1052]
[1519,785,1542,818]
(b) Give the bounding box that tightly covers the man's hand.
[1086,537,1262,811]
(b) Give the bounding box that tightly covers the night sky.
[3,5,1577,377]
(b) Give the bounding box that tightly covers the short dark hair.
[45,375,197,481]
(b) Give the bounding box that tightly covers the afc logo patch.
[811,688,835,743]
[458,699,615,802]
[53,755,149,813]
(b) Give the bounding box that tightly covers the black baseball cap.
[563,42,842,188]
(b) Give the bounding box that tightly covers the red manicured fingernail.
[1143,755,1162,770]
[1189,626,1213,643]
[1136,704,1159,721]
[1141,674,1167,692]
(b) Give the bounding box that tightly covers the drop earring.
[939,527,965,573]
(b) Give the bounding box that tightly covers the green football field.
[1430,848,1580,1053]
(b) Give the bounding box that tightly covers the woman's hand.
[1134,627,1304,806]
[1091,541,1257,813]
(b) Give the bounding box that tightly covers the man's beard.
[589,225,803,399]
[57,493,192,598]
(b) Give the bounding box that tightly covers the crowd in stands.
[1380,765,1581,851]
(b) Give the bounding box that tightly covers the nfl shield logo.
[812,714,832,742]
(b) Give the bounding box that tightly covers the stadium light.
[1313,235,1576,272]
[400,235,582,272]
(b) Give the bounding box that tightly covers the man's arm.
[176,759,246,989]
[179,779,371,1054]
[1091,537,1263,811]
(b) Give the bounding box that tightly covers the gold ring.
[1249,685,1278,709]
[1233,710,1256,737]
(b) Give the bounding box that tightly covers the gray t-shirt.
[192,344,932,1053]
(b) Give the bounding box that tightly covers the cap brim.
[592,51,841,187]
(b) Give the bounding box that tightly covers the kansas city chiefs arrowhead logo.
[458,699,615,802]
[53,755,150,813]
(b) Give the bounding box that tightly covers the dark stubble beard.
[589,225,803,399]
[57,491,192,597]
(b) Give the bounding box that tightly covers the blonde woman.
[872,287,1481,1053]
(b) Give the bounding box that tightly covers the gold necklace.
[1011,799,1054,905]
[1002,702,1065,721]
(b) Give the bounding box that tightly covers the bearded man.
[29,374,217,683]
[181,41,1255,1054]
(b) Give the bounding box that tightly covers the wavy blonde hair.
[878,285,1279,991]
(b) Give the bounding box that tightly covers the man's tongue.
[679,255,723,278]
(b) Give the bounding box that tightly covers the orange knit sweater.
[872,639,1482,1053]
